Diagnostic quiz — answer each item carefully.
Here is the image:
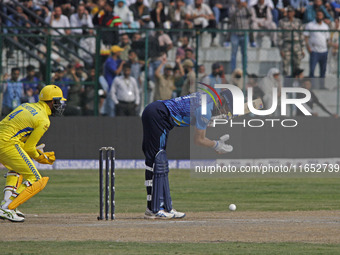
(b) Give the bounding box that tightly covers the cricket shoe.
[1,201,25,218]
[144,208,175,219]
[168,209,186,219]
[0,208,25,222]
[14,208,25,218]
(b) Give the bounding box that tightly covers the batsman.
[0,85,66,222]
[142,87,234,219]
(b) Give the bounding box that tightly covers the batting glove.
[214,134,233,154]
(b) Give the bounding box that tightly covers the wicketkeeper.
[142,89,233,219]
[0,85,66,222]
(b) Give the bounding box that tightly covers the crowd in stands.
[1,0,340,117]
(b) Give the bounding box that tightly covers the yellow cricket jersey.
[0,101,51,159]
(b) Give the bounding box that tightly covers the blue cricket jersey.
[162,92,214,130]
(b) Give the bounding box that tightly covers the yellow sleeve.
[23,120,50,159]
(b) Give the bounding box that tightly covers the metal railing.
[0,26,339,116]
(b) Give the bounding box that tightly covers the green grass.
[1,169,340,254]
[1,241,340,255]
[5,169,339,214]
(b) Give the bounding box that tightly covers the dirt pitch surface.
[1,211,340,243]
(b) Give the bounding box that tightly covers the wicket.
[98,147,115,220]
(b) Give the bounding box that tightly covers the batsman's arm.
[23,120,50,159]
[194,128,216,148]
[194,128,233,154]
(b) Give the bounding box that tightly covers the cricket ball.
[229,204,236,211]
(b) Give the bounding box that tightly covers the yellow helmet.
[39,85,67,102]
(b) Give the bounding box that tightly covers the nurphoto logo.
[202,84,312,128]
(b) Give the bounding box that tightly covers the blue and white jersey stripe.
[162,92,214,130]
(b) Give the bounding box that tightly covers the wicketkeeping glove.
[214,134,233,154]
[36,149,56,165]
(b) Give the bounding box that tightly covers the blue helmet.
[220,89,233,115]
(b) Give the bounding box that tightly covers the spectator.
[158,28,174,52]
[45,5,71,55]
[82,67,103,116]
[201,62,223,93]
[230,68,243,89]
[197,64,208,82]
[182,48,196,67]
[150,0,169,29]
[176,36,192,60]
[21,0,35,20]
[154,59,177,100]
[78,29,96,67]
[7,5,31,28]
[246,73,264,101]
[131,32,145,60]
[69,3,94,35]
[37,43,63,75]
[69,4,95,64]
[331,0,340,19]
[303,0,333,24]
[278,6,305,76]
[45,6,71,37]
[274,0,290,22]
[115,0,139,32]
[51,66,71,102]
[64,64,83,116]
[75,63,88,81]
[127,49,143,112]
[104,45,126,90]
[186,0,219,46]
[4,5,31,58]
[210,0,230,26]
[229,0,251,72]
[91,0,107,25]
[93,0,121,47]
[292,68,305,87]
[129,0,154,29]
[304,10,330,90]
[148,30,173,83]
[297,78,338,117]
[180,59,196,96]
[98,72,110,115]
[258,68,281,113]
[289,0,308,19]
[58,0,74,18]
[31,3,50,20]
[37,0,53,13]
[30,6,47,45]
[251,0,277,47]
[103,45,126,116]
[20,65,42,103]
[119,33,132,61]
[220,64,228,83]
[1,68,24,116]
[111,63,140,116]
[169,0,191,42]
[173,65,185,97]
[127,49,143,86]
